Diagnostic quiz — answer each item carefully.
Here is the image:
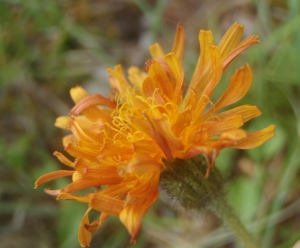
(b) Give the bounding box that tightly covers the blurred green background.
[1,0,300,247]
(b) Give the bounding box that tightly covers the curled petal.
[84,221,101,233]
[70,94,116,115]
[70,87,109,122]
[35,170,74,188]
[230,125,275,149]
[78,208,92,247]
[53,151,74,167]
[44,189,61,196]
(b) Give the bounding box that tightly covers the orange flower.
[35,22,275,246]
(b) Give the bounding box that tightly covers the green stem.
[209,196,261,248]
[160,155,261,248]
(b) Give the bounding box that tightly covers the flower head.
[35,22,275,246]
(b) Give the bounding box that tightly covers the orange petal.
[120,191,158,243]
[213,105,261,123]
[85,107,112,123]
[118,155,163,175]
[201,45,223,98]
[72,171,83,182]
[145,114,173,161]
[220,129,248,141]
[132,139,161,156]
[53,151,74,167]
[199,64,254,122]
[182,88,197,111]
[74,160,121,179]
[149,43,165,59]
[35,170,74,188]
[63,175,123,193]
[76,141,102,158]
[73,158,96,174]
[189,30,214,90]
[165,52,184,104]
[128,66,147,90]
[172,108,192,136]
[70,86,89,103]
[107,65,130,94]
[171,23,185,60]
[100,181,134,196]
[215,64,252,110]
[89,193,124,216]
[229,125,275,149]
[218,22,244,59]
[120,205,142,243]
[78,208,92,247]
[223,35,260,70]
[57,192,91,203]
[195,115,244,137]
[55,116,72,130]
[69,119,99,144]
[70,87,110,122]
[142,77,165,105]
[153,115,184,152]
[62,134,76,147]
[70,94,116,115]
[180,146,213,159]
[44,189,61,196]
[84,221,101,233]
[148,60,173,100]
[65,143,97,160]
